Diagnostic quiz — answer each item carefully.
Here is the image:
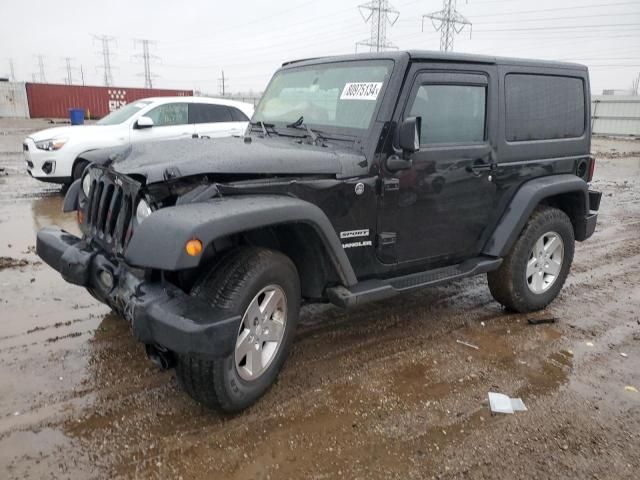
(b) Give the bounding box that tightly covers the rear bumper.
[36,227,240,358]
[575,189,601,241]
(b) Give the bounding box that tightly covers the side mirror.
[136,116,154,129]
[386,116,422,172]
[398,116,421,153]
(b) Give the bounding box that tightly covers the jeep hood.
[90,136,367,183]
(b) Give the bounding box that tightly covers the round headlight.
[82,173,91,196]
[136,199,152,224]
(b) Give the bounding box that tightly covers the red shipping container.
[26,83,193,119]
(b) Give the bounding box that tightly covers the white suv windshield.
[254,60,393,134]
[97,101,152,125]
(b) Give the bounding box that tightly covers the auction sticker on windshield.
[340,82,383,100]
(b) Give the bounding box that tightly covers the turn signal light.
[185,239,203,256]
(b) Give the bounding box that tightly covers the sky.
[1,0,639,95]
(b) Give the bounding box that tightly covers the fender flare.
[62,179,81,212]
[125,195,358,287]
[482,174,589,257]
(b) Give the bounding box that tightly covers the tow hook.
[145,344,176,370]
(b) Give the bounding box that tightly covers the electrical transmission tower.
[93,34,117,86]
[8,59,16,81]
[63,57,75,85]
[356,0,400,53]
[218,70,228,96]
[35,54,47,83]
[632,73,640,96]
[423,0,472,52]
[133,39,159,88]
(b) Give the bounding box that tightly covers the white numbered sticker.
[340,82,383,101]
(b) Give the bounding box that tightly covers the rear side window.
[505,74,585,142]
[408,84,486,145]
[189,104,232,124]
[229,107,249,122]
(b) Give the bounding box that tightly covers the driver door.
[377,67,499,267]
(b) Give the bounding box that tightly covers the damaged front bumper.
[36,227,240,358]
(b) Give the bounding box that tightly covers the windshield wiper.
[286,116,321,144]
[250,120,277,137]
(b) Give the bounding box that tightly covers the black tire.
[487,206,575,313]
[176,247,300,413]
[72,159,89,182]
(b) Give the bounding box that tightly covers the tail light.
[588,157,596,182]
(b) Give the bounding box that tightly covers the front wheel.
[176,247,300,413]
[72,159,89,183]
[487,206,575,313]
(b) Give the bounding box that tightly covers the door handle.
[466,159,496,174]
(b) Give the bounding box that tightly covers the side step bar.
[326,257,502,308]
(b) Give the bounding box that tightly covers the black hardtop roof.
[282,50,587,71]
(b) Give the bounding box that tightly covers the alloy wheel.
[234,285,287,381]
[526,231,564,294]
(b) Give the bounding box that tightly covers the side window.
[228,107,249,122]
[505,74,585,142]
[145,103,188,126]
[189,104,233,124]
[408,84,486,145]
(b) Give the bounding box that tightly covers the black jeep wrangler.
[37,51,601,412]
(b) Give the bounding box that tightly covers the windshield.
[96,101,152,125]
[254,60,393,134]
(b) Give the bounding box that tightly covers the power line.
[475,12,640,25]
[473,22,640,32]
[163,1,345,48]
[133,39,159,88]
[356,0,400,52]
[35,54,47,83]
[93,34,117,86]
[163,17,364,63]
[423,0,472,52]
[470,1,640,18]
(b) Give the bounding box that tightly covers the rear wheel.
[487,206,575,313]
[176,247,300,413]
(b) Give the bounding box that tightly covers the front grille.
[84,168,141,255]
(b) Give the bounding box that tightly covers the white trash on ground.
[488,392,528,414]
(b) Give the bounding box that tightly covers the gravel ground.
[0,119,639,479]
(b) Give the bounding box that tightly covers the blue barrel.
[69,108,85,125]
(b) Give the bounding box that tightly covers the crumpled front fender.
[124,194,357,286]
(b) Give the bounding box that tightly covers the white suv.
[24,96,254,185]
